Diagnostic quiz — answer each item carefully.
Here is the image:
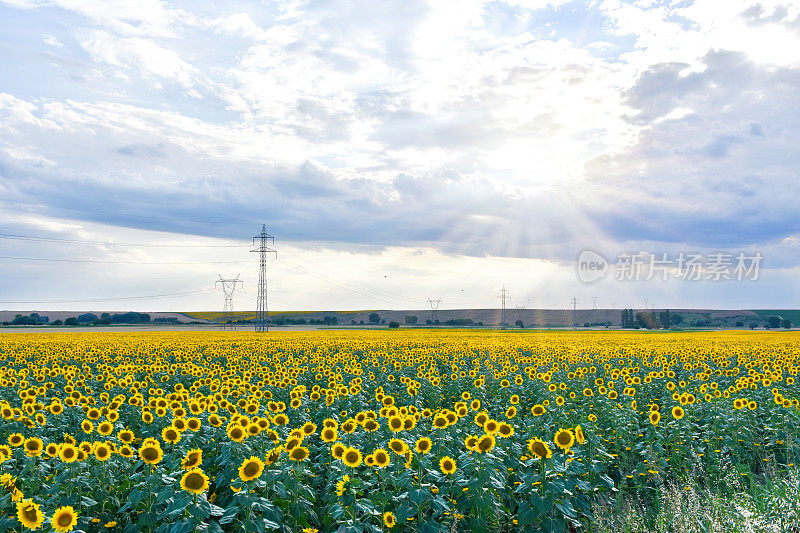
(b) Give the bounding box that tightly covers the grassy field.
[0,330,798,532]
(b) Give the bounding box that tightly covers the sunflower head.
[476,434,496,453]
[373,448,390,467]
[16,499,45,529]
[439,456,456,475]
[414,437,432,454]
[289,446,310,462]
[554,428,575,451]
[94,442,111,461]
[181,468,209,494]
[388,438,408,455]
[182,448,203,469]
[574,425,586,444]
[238,456,265,481]
[342,446,362,468]
[24,437,43,457]
[51,505,78,533]
[529,438,552,459]
[139,443,163,465]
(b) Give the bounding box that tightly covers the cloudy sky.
[1,0,799,312]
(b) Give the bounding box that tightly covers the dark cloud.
[586,49,800,250]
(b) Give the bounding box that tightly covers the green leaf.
[408,488,428,504]
[555,500,577,519]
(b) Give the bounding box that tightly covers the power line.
[0,255,254,265]
[0,198,238,225]
[0,288,215,304]
[273,246,428,304]
[0,232,243,248]
[275,256,425,307]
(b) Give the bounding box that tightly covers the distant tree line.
[2,312,151,327]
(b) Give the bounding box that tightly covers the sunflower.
[182,448,203,470]
[119,445,134,458]
[227,425,246,443]
[414,437,432,454]
[24,437,43,457]
[331,442,346,460]
[649,411,661,426]
[336,474,350,496]
[16,499,45,529]
[81,420,93,434]
[388,438,408,455]
[51,505,78,533]
[383,511,396,528]
[285,436,303,450]
[8,433,24,447]
[464,435,478,451]
[554,428,575,451]
[187,417,201,431]
[432,414,449,429]
[439,456,456,475]
[45,443,59,457]
[321,427,337,442]
[239,456,265,481]
[388,416,404,432]
[373,448,390,468]
[574,425,585,445]
[289,446,310,462]
[528,438,552,459]
[97,421,113,436]
[161,426,181,444]
[475,434,496,453]
[117,430,134,444]
[483,419,499,434]
[672,406,685,420]
[497,423,514,438]
[342,446,362,468]
[265,446,283,465]
[138,442,163,465]
[94,442,112,461]
[59,443,78,463]
[531,404,546,416]
[180,468,209,494]
[1,473,16,489]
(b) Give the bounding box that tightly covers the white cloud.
[0,0,799,308]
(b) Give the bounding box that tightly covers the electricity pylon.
[215,275,242,330]
[251,225,277,332]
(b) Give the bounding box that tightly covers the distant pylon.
[215,275,242,330]
[499,286,509,328]
[515,305,525,327]
[251,225,276,332]
[571,296,578,328]
[427,298,442,323]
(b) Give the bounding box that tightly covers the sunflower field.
[0,330,799,532]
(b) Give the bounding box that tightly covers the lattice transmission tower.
[498,286,509,328]
[427,298,442,324]
[251,225,276,332]
[215,274,242,330]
